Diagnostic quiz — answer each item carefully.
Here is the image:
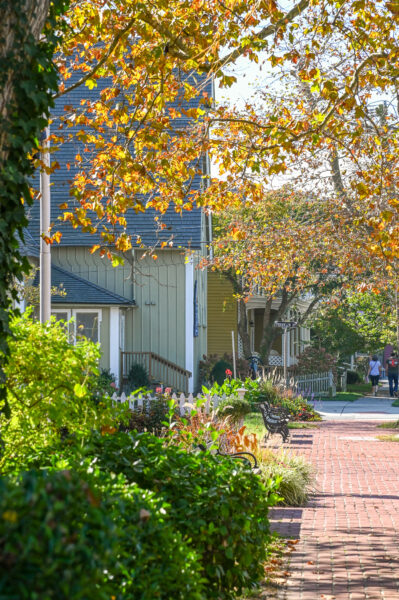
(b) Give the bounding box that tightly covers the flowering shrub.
[271,390,321,422]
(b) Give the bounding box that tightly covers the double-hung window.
[51,309,102,344]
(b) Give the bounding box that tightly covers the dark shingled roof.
[35,264,135,306]
[18,229,39,258]
[26,71,213,249]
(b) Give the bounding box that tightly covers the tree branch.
[54,15,136,99]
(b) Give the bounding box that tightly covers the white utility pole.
[40,125,51,323]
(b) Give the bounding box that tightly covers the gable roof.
[35,264,135,306]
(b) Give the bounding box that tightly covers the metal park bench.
[196,443,259,472]
[258,401,290,444]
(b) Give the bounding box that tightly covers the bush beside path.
[270,421,399,599]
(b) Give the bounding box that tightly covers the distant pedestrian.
[368,354,382,396]
[386,350,399,398]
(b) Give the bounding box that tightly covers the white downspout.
[109,307,120,386]
[185,257,194,393]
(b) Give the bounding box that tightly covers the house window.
[75,311,100,343]
[51,311,69,322]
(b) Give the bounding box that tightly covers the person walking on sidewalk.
[386,350,399,397]
[368,355,382,396]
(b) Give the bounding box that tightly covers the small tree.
[295,346,337,377]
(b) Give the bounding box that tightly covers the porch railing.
[120,351,191,394]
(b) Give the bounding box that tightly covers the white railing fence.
[111,392,226,416]
[292,370,336,397]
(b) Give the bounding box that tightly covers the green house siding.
[207,272,238,357]
[51,246,208,387]
[51,246,134,301]
[130,251,186,368]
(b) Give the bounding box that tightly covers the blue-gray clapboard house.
[24,72,214,393]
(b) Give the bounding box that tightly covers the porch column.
[185,258,194,393]
[109,307,120,386]
[286,329,291,367]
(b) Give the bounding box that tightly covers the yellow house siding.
[207,272,237,356]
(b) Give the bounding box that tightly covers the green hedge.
[0,470,205,600]
[0,470,114,599]
[84,431,280,598]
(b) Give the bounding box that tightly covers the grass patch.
[288,422,319,429]
[244,412,265,438]
[347,383,373,394]
[244,413,320,438]
[377,421,399,429]
[376,434,399,442]
[392,398,399,407]
[320,392,361,402]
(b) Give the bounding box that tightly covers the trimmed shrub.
[126,363,150,392]
[84,431,280,599]
[0,470,115,600]
[0,470,205,600]
[101,476,205,600]
[346,370,361,384]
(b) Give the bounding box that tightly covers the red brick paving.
[270,421,399,599]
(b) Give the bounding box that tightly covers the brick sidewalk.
[270,421,399,600]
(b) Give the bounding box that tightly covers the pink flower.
[110,382,117,388]
[225,369,233,378]
[155,387,162,393]
[165,387,172,394]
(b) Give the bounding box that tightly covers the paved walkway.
[313,382,399,421]
[270,420,399,599]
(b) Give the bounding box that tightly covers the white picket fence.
[292,370,336,397]
[111,392,227,416]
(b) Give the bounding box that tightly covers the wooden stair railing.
[120,351,191,394]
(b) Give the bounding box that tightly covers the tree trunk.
[0,0,50,167]
[259,288,294,363]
